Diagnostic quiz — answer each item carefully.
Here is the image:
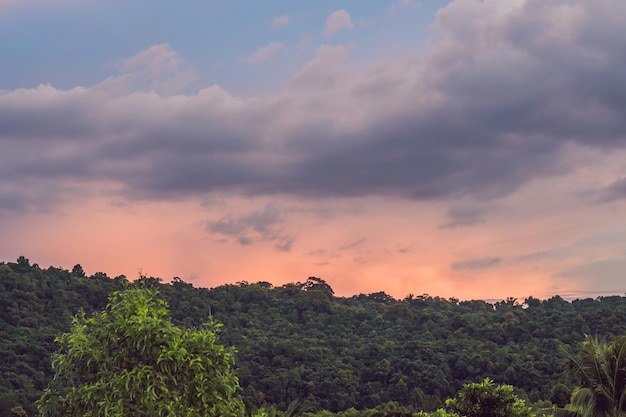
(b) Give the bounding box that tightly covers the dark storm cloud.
[2,0,626,213]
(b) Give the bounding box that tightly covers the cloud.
[272,15,290,28]
[340,237,367,251]
[242,41,285,63]
[289,44,348,89]
[554,258,626,293]
[439,202,489,229]
[208,204,294,251]
[324,10,354,35]
[120,44,182,77]
[397,243,414,254]
[452,257,502,270]
[598,177,626,203]
[209,204,281,236]
[2,0,626,217]
[237,236,253,246]
[111,43,197,94]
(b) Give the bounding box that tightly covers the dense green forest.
[2,256,626,416]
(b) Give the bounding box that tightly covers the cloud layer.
[2,0,625,213]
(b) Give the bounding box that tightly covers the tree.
[36,287,244,417]
[299,277,334,297]
[566,335,626,417]
[445,378,531,417]
[71,264,86,277]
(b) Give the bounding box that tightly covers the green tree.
[36,287,244,417]
[566,335,626,417]
[445,378,531,417]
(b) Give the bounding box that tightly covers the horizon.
[3,255,625,304]
[2,0,626,301]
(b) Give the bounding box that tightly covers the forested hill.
[2,257,626,416]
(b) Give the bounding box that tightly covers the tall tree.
[567,335,626,417]
[36,287,244,417]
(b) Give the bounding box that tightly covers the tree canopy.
[36,287,244,417]
[445,378,531,417]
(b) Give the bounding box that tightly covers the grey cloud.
[237,236,253,246]
[275,237,294,252]
[208,204,294,251]
[340,237,367,251]
[2,0,626,213]
[210,217,246,236]
[598,178,626,203]
[209,204,281,236]
[439,203,489,229]
[397,243,414,254]
[518,249,566,262]
[0,179,61,212]
[452,257,502,271]
[0,86,99,140]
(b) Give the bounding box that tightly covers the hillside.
[2,257,626,416]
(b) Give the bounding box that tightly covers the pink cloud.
[324,10,354,35]
[242,41,285,64]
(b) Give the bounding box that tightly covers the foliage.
[8,406,27,417]
[36,287,244,417]
[445,378,531,417]
[416,410,460,417]
[302,401,419,417]
[254,397,306,417]
[5,257,626,414]
[566,335,626,417]
[0,257,124,416]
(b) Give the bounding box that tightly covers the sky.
[1,0,626,301]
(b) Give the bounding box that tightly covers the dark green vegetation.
[566,335,626,417]
[3,256,626,416]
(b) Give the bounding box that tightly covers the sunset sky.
[2,0,626,301]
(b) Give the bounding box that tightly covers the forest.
[2,256,626,417]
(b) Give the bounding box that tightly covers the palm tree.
[566,335,626,417]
